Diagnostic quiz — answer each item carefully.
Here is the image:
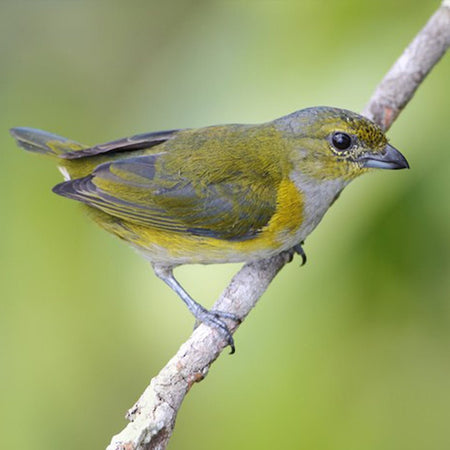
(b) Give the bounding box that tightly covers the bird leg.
[152,264,239,354]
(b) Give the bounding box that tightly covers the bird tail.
[10,127,88,159]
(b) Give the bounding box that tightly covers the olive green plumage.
[67,124,287,242]
[10,106,409,352]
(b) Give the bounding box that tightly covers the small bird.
[10,107,409,353]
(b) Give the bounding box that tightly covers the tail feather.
[10,127,88,158]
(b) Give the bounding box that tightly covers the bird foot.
[193,307,240,354]
[292,242,307,266]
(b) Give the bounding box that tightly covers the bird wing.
[60,129,182,159]
[53,153,277,241]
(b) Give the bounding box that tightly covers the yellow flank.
[86,178,304,265]
[262,178,304,243]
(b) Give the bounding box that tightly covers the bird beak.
[359,144,409,170]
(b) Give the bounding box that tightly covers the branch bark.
[107,3,450,449]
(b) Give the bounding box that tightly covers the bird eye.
[331,132,353,151]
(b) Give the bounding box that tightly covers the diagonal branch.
[107,2,450,449]
[362,0,450,130]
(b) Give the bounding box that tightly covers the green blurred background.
[1,1,449,449]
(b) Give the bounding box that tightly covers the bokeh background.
[1,1,449,449]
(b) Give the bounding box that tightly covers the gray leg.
[152,264,239,354]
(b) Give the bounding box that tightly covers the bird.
[10,106,409,353]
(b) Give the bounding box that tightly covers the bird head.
[276,106,409,181]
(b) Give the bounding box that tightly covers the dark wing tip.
[61,129,181,159]
[52,175,94,200]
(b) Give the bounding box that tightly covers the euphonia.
[10,107,409,352]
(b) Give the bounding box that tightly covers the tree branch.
[107,3,450,449]
[362,0,450,131]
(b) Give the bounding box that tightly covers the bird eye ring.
[331,132,353,152]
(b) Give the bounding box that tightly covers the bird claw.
[193,307,240,354]
[292,241,307,266]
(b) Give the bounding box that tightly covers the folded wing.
[53,153,277,241]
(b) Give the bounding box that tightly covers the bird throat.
[289,171,349,242]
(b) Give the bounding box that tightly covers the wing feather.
[60,129,181,159]
[53,153,276,240]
